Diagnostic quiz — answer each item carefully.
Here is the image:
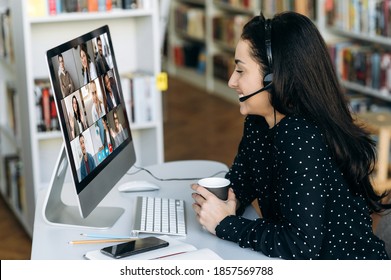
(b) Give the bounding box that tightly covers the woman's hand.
[191,184,237,235]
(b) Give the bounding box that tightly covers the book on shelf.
[86,0,108,12]
[5,85,18,137]
[27,0,48,17]
[325,0,391,37]
[27,0,115,16]
[328,41,391,95]
[172,44,206,74]
[48,0,57,15]
[174,3,205,40]
[87,0,99,12]
[294,0,317,20]
[34,79,60,132]
[4,155,25,212]
[0,11,4,58]
[120,72,158,125]
[122,0,138,9]
[172,45,185,67]
[213,14,251,49]
[84,235,222,260]
[262,0,317,20]
[216,0,257,10]
[0,8,13,63]
[60,0,78,13]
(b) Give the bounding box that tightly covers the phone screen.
[100,237,169,259]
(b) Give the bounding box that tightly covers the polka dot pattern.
[216,115,389,260]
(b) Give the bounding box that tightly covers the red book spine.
[48,0,57,15]
[42,88,51,131]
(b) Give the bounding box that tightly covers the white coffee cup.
[197,177,230,200]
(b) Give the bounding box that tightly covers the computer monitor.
[43,25,136,228]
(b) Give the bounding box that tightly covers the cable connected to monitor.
[127,165,228,181]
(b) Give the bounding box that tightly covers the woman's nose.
[228,73,237,89]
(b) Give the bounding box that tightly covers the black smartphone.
[100,237,169,259]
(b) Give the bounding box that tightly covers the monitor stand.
[42,144,124,229]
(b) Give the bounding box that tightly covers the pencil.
[80,233,134,239]
[68,238,136,245]
[152,251,187,259]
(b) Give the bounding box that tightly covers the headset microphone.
[239,83,271,102]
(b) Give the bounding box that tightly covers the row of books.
[215,0,258,10]
[174,4,205,40]
[120,72,158,125]
[325,0,391,37]
[213,14,251,49]
[27,0,145,17]
[0,8,13,63]
[34,80,60,132]
[171,43,206,73]
[262,0,317,19]
[328,41,391,95]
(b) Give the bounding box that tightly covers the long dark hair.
[241,11,390,212]
[72,95,82,122]
[80,43,91,73]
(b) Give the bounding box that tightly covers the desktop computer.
[44,25,186,235]
[44,25,136,228]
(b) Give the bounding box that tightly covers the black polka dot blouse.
[216,114,389,260]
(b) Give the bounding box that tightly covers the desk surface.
[31,160,271,260]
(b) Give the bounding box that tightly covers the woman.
[69,95,86,139]
[191,12,390,260]
[80,43,97,85]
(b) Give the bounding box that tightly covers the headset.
[263,19,273,87]
[239,18,274,102]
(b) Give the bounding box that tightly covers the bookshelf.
[165,0,390,108]
[0,0,25,230]
[165,0,319,102]
[324,0,391,110]
[323,0,391,194]
[0,0,164,236]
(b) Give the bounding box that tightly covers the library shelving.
[0,0,25,232]
[165,0,319,102]
[0,0,164,236]
[324,0,391,194]
[325,0,391,109]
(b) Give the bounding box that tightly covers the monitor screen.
[45,25,136,221]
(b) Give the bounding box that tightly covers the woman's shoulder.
[275,115,329,155]
[276,115,323,140]
[279,115,319,130]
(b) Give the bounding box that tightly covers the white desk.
[31,160,271,260]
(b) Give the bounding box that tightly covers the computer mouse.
[117,180,160,192]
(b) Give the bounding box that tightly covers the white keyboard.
[132,196,186,236]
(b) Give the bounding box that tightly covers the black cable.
[126,165,228,181]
